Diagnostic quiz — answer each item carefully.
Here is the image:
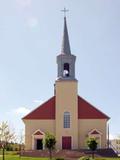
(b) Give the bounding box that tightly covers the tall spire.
[57,9,76,80]
[61,16,71,55]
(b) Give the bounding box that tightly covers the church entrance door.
[36,139,43,150]
[62,136,71,149]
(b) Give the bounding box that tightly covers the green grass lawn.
[95,158,120,160]
[0,155,49,160]
[0,155,120,160]
[82,158,120,160]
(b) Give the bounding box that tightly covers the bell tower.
[55,11,78,149]
[57,17,76,80]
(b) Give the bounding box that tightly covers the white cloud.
[16,0,32,8]
[33,99,43,104]
[13,107,31,115]
[15,0,38,29]
[26,17,39,28]
[109,134,118,140]
[7,99,43,117]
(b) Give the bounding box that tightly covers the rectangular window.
[64,112,70,128]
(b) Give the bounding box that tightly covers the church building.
[23,15,109,150]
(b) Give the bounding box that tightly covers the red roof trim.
[91,130,100,134]
[88,129,102,135]
[22,95,109,120]
[34,131,43,135]
[78,96,110,119]
[22,96,55,120]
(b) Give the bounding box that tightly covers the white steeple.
[56,14,76,80]
[61,17,71,55]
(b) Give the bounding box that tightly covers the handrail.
[109,142,120,154]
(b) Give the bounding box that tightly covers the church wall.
[23,119,55,150]
[22,15,109,151]
[55,80,78,149]
[78,119,107,149]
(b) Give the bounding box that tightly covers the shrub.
[44,132,56,160]
[87,138,97,159]
[79,156,93,160]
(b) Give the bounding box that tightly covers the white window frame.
[64,112,70,128]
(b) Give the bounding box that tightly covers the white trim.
[32,129,45,150]
[88,129,102,148]
[32,129,45,136]
[32,136,34,150]
[88,128,102,135]
[63,112,70,128]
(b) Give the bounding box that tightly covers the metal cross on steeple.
[61,7,71,55]
[61,7,69,17]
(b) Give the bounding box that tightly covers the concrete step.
[21,148,118,159]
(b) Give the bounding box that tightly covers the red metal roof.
[22,96,55,119]
[78,96,109,119]
[23,95,109,120]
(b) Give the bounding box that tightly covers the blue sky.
[0,0,120,139]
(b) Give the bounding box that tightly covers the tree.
[18,129,25,157]
[0,121,16,160]
[87,138,97,159]
[44,132,56,160]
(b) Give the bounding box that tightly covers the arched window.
[63,63,69,77]
[64,112,70,128]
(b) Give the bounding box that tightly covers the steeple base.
[56,77,77,81]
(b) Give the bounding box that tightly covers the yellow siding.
[55,80,78,149]
[23,120,55,150]
[78,119,107,148]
